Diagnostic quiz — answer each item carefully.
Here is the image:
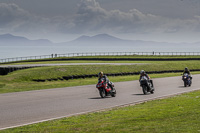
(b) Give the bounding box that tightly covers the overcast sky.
[0,0,200,43]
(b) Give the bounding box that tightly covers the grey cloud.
[0,0,200,41]
[0,3,43,33]
[68,0,200,35]
[0,3,62,34]
[68,0,167,34]
[0,3,30,27]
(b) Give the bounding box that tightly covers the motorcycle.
[96,79,116,98]
[182,73,192,87]
[140,76,154,95]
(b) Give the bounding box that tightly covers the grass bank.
[2,61,200,81]
[0,60,200,93]
[0,72,195,94]
[70,55,200,59]
[2,55,200,65]
[2,89,200,133]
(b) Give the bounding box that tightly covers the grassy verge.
[2,89,200,133]
[2,61,200,81]
[0,60,148,65]
[0,60,200,93]
[2,55,200,65]
[70,55,200,58]
[0,71,200,94]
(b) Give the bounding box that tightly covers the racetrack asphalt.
[0,75,200,130]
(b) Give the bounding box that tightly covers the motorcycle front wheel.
[184,81,187,87]
[142,86,148,95]
[111,88,116,97]
[99,88,106,98]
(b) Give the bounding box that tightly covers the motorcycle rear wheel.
[189,81,191,87]
[150,83,154,94]
[111,88,116,97]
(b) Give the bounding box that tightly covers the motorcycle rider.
[183,67,192,80]
[183,67,191,75]
[98,72,114,91]
[139,70,154,88]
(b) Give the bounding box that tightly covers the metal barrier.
[1,52,200,63]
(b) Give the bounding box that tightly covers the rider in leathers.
[139,70,154,88]
[183,67,191,75]
[98,72,114,91]
[183,67,192,80]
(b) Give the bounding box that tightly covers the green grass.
[2,55,200,65]
[1,57,200,132]
[2,90,200,133]
[71,55,200,58]
[0,60,200,93]
[0,72,188,94]
[3,61,200,81]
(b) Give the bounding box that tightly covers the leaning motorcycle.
[182,73,192,87]
[140,76,154,95]
[96,79,116,98]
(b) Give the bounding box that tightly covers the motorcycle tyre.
[184,81,187,87]
[142,86,148,95]
[188,80,191,87]
[99,88,106,98]
[111,88,116,97]
[150,88,154,94]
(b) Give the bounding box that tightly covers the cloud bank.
[0,3,50,33]
[0,0,200,42]
[71,0,200,34]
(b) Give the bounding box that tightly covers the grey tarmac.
[0,75,200,130]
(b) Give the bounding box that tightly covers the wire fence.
[1,52,200,63]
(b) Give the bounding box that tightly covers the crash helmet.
[185,67,188,71]
[98,71,103,78]
[140,70,145,75]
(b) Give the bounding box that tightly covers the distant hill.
[74,34,128,42]
[1,33,200,47]
[61,34,200,47]
[0,34,53,46]
[60,33,181,46]
[63,34,133,46]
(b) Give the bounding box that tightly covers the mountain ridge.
[0,33,53,46]
[1,33,200,46]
